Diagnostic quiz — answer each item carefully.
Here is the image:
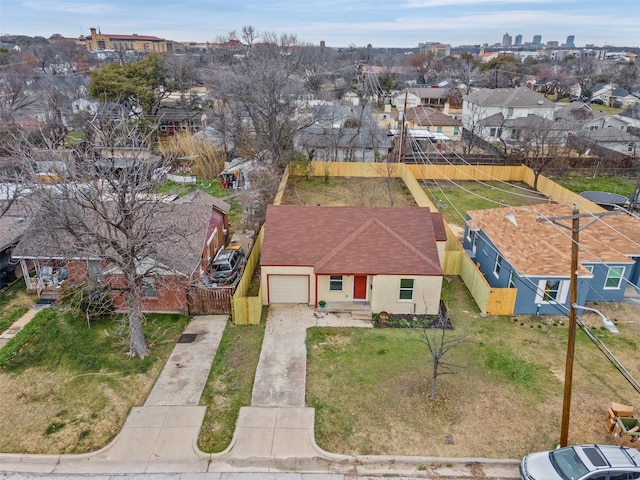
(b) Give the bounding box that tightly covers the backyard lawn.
[281,176,417,207]
[422,180,549,228]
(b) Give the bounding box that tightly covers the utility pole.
[539,206,619,447]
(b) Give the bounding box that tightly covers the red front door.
[353,275,367,300]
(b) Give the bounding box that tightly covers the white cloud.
[22,1,116,14]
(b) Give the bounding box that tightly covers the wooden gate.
[187,286,234,315]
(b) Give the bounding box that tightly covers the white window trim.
[604,266,625,290]
[493,254,503,278]
[399,278,414,301]
[329,275,343,291]
[535,279,569,304]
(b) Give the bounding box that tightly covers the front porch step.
[351,310,372,322]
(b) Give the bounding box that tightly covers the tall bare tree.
[15,110,191,358]
[0,64,36,124]
[206,32,320,168]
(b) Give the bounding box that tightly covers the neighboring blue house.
[463,204,640,315]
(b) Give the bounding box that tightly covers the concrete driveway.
[251,304,372,407]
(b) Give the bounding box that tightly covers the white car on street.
[520,444,640,480]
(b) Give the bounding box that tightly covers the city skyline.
[0,0,638,48]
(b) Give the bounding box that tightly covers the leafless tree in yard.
[509,115,565,190]
[201,30,324,172]
[12,109,195,358]
[566,55,600,98]
[413,303,466,400]
[613,62,640,100]
[0,64,37,124]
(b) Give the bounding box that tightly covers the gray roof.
[0,213,30,251]
[479,112,562,129]
[620,105,640,120]
[12,194,218,277]
[464,86,555,108]
[578,127,639,143]
[296,126,392,149]
[554,102,606,123]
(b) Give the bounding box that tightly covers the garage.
[268,275,309,304]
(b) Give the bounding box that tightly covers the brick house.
[11,191,229,313]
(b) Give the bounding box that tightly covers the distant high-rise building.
[546,41,559,48]
[566,35,575,48]
[514,34,522,46]
[502,32,512,47]
[532,34,542,45]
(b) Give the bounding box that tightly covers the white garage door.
[268,275,309,303]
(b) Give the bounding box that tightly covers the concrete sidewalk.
[0,305,521,478]
[0,315,226,475]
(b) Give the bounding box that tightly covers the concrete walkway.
[0,305,521,478]
[0,315,226,475]
[0,307,45,349]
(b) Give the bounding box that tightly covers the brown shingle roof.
[404,107,462,127]
[467,204,640,277]
[261,205,444,276]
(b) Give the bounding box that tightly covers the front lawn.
[0,310,189,454]
[198,310,266,453]
[307,277,640,458]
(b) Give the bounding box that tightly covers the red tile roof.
[261,205,444,276]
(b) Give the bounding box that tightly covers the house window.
[543,280,560,301]
[509,271,517,288]
[454,127,460,136]
[506,107,514,118]
[399,278,414,300]
[493,254,503,277]
[605,266,625,289]
[628,143,634,153]
[584,265,594,274]
[437,126,443,133]
[329,275,343,291]
[142,276,158,298]
[489,127,497,137]
[87,260,102,279]
[535,279,569,304]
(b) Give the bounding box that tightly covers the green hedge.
[0,308,56,367]
[0,307,29,335]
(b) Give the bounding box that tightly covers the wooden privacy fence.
[230,166,289,325]
[187,286,233,315]
[227,161,603,318]
[231,225,264,325]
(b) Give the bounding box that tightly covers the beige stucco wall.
[261,265,315,305]
[436,241,446,268]
[317,274,361,303]
[370,275,442,315]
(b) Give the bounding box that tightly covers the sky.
[0,0,638,49]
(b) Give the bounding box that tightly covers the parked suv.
[209,246,245,285]
[520,444,640,480]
